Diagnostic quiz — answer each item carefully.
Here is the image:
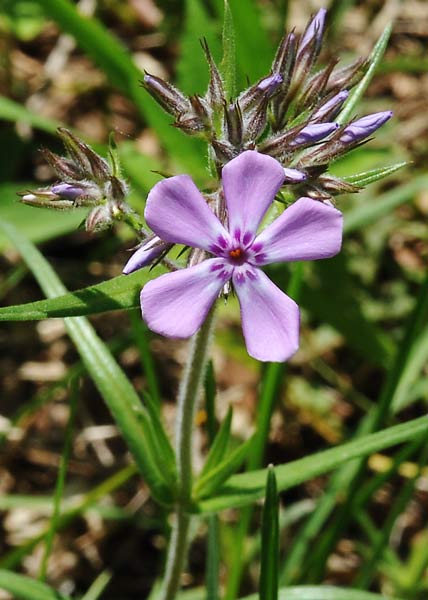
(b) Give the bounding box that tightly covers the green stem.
[160,307,216,600]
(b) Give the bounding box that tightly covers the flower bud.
[85,205,113,233]
[297,8,327,61]
[283,168,307,183]
[224,101,243,146]
[201,38,225,111]
[143,72,191,117]
[290,122,339,147]
[51,183,86,201]
[123,236,171,273]
[340,111,392,144]
[311,91,349,122]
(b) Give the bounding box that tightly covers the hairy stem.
[160,307,216,600]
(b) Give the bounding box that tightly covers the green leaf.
[0,266,165,321]
[220,0,236,98]
[81,571,112,600]
[0,220,173,506]
[193,434,255,500]
[338,23,392,124]
[247,586,402,600]
[344,174,428,234]
[342,162,408,187]
[0,95,62,134]
[143,391,177,485]
[177,0,220,96]
[195,415,428,513]
[0,569,71,600]
[33,0,206,176]
[199,407,233,480]
[226,0,273,86]
[260,467,279,600]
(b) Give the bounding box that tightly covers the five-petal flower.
[124,151,343,362]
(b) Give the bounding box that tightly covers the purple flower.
[130,151,343,362]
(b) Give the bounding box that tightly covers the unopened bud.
[340,111,392,144]
[51,183,86,201]
[225,101,243,146]
[143,72,191,117]
[311,91,349,122]
[85,205,113,232]
[327,58,367,92]
[283,168,307,183]
[201,38,225,111]
[290,122,339,147]
[123,236,171,273]
[297,8,327,61]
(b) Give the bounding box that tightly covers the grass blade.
[221,0,236,98]
[195,415,428,513]
[0,571,71,600]
[259,467,279,600]
[199,406,233,479]
[338,23,392,124]
[194,435,255,500]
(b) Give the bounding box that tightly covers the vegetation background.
[0,0,427,599]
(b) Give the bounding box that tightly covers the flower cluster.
[144,8,391,200]
[20,129,135,232]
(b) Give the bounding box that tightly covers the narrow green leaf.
[143,391,177,485]
[0,266,166,321]
[177,0,219,95]
[194,434,255,500]
[206,516,220,600]
[249,586,401,600]
[129,310,161,408]
[0,95,62,134]
[260,467,279,600]
[342,161,408,187]
[81,571,112,600]
[195,415,428,513]
[344,174,428,234]
[338,23,392,124]
[221,0,236,98]
[226,0,273,85]
[199,406,233,480]
[0,220,172,506]
[0,570,71,600]
[204,360,217,443]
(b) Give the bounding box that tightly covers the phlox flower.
[124,151,343,362]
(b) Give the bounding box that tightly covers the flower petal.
[145,175,229,252]
[252,197,343,265]
[141,259,230,338]
[222,151,285,244]
[233,266,299,362]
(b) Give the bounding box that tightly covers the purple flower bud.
[297,8,327,59]
[143,72,190,117]
[311,91,349,122]
[123,236,171,274]
[283,168,307,183]
[290,122,339,147]
[340,111,392,144]
[51,183,84,201]
[257,73,283,93]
